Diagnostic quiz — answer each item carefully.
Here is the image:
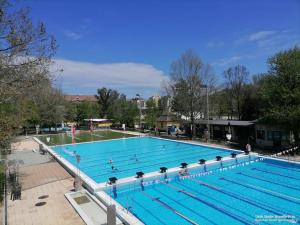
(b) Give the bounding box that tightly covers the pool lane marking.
[87,151,231,178]
[237,172,300,191]
[140,191,199,225]
[159,181,257,225]
[129,197,169,225]
[264,163,300,173]
[68,141,227,163]
[82,149,226,172]
[79,145,223,166]
[252,168,300,181]
[175,181,277,225]
[186,178,298,217]
[87,154,251,183]
[153,188,219,225]
[221,177,300,204]
[62,141,182,159]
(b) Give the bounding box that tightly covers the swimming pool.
[105,156,300,225]
[52,137,237,183]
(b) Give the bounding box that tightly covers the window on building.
[257,130,265,140]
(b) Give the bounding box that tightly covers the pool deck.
[7,137,84,225]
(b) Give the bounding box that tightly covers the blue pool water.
[52,137,237,183]
[106,157,300,225]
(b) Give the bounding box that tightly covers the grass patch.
[36,130,134,146]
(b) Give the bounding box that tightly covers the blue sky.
[26,0,300,97]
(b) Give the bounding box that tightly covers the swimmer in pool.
[131,154,139,162]
[108,159,113,164]
[134,154,139,162]
[111,165,118,172]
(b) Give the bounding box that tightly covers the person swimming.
[111,165,118,172]
[108,159,113,164]
[131,154,139,162]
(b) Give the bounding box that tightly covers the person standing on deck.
[246,143,251,152]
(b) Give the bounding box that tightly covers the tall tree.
[223,65,249,120]
[0,1,56,101]
[168,49,213,137]
[240,74,266,120]
[0,0,56,151]
[95,87,120,118]
[75,102,99,125]
[210,89,229,119]
[37,87,66,131]
[261,47,300,147]
[145,99,160,128]
[110,95,139,127]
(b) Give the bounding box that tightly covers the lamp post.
[136,94,142,130]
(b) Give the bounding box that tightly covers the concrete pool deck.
[7,137,85,225]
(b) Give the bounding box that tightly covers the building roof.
[64,95,97,102]
[195,119,254,126]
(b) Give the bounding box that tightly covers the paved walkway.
[7,137,84,225]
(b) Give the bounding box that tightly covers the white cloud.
[247,30,276,42]
[63,30,82,40]
[53,58,167,97]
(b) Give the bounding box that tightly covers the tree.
[95,87,120,118]
[167,49,214,138]
[37,87,66,131]
[75,102,99,125]
[223,65,249,120]
[158,96,170,112]
[261,47,300,147]
[0,1,56,101]
[210,89,229,119]
[145,99,160,128]
[64,102,78,123]
[0,0,56,151]
[240,74,266,120]
[117,100,139,127]
[110,96,139,127]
